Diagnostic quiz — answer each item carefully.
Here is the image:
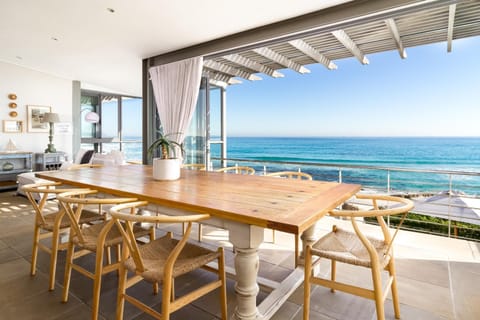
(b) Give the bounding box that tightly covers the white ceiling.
[0,0,351,96]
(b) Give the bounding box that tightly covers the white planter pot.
[152,158,181,180]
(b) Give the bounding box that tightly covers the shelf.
[0,152,33,191]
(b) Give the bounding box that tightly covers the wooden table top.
[37,165,361,235]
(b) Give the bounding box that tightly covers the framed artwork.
[3,120,23,133]
[27,105,51,132]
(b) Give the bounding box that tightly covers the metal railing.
[211,157,480,242]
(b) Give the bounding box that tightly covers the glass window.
[121,97,142,161]
[101,97,119,139]
[80,92,142,161]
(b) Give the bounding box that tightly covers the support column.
[228,223,264,320]
[299,223,318,265]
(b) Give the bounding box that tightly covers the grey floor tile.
[1,191,479,320]
[0,246,22,263]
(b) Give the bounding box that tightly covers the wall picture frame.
[27,105,51,132]
[3,120,23,133]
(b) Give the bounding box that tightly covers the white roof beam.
[385,18,407,59]
[222,54,284,78]
[204,60,261,81]
[332,30,369,65]
[253,47,310,74]
[288,39,337,70]
[203,71,241,86]
[447,4,457,53]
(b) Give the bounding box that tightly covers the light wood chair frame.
[216,166,255,175]
[265,171,313,180]
[265,171,313,267]
[181,163,206,170]
[303,194,414,320]
[110,201,228,320]
[57,190,154,320]
[22,181,105,291]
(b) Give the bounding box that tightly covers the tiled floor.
[0,190,479,320]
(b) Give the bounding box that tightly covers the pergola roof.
[204,1,480,85]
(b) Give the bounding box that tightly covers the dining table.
[37,165,360,320]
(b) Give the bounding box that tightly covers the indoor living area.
[1,1,480,320]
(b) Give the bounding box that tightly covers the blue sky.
[224,36,480,137]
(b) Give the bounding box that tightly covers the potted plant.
[147,129,184,180]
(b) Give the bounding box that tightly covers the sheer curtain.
[149,57,203,149]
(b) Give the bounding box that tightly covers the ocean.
[211,137,480,195]
[119,136,480,195]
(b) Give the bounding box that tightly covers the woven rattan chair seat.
[124,234,220,283]
[73,222,151,251]
[311,227,391,268]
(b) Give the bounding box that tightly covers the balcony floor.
[0,190,479,320]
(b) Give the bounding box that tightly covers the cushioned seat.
[17,172,55,199]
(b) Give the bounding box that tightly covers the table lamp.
[42,112,60,153]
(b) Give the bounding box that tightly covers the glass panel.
[121,97,142,161]
[209,87,222,140]
[184,78,207,164]
[80,95,98,138]
[101,142,121,154]
[101,96,118,139]
[122,142,143,161]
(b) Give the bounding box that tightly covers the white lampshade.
[84,111,100,123]
[42,112,60,123]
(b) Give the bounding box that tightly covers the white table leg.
[228,223,264,320]
[299,223,318,265]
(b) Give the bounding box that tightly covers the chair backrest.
[330,194,414,256]
[266,171,312,180]
[57,189,137,245]
[22,182,86,225]
[216,166,255,175]
[182,163,206,170]
[109,201,211,279]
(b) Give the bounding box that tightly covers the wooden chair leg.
[106,246,112,265]
[371,262,386,320]
[91,246,105,320]
[162,276,173,320]
[198,223,203,242]
[294,234,299,267]
[218,248,228,320]
[48,227,61,291]
[116,264,128,320]
[388,257,401,319]
[330,260,336,293]
[62,241,75,303]
[303,245,312,320]
[30,225,40,276]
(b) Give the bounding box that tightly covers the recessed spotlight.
[107,8,115,13]
[51,37,59,41]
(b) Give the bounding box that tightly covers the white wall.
[0,61,73,158]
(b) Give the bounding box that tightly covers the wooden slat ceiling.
[204,1,480,86]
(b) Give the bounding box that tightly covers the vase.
[152,158,181,180]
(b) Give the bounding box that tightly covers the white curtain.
[149,56,203,146]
